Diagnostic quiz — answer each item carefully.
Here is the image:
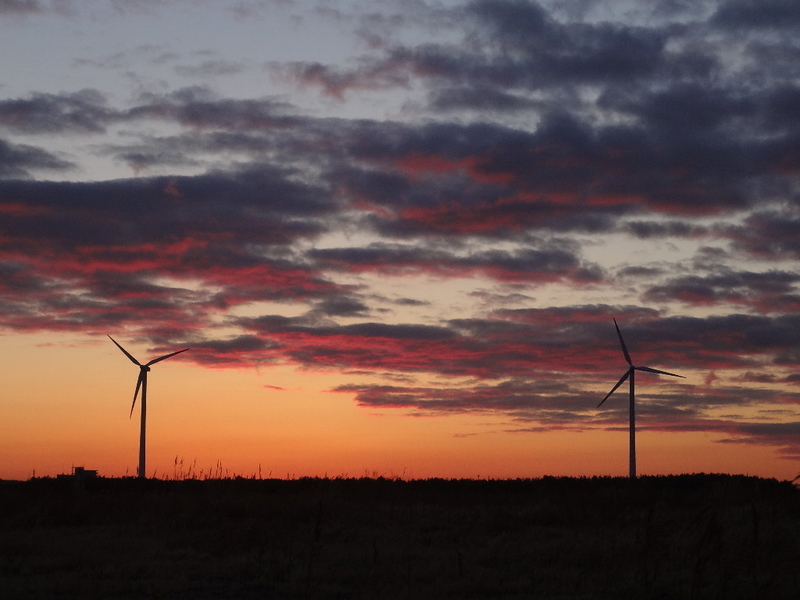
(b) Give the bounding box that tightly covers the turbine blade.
[613,318,633,366]
[130,372,144,418]
[636,365,685,378]
[597,369,631,408]
[108,335,142,366]
[145,347,190,367]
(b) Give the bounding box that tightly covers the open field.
[1,474,799,599]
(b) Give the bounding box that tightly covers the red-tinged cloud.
[236,316,502,378]
[0,168,350,338]
[325,117,765,242]
[226,309,800,382]
[0,242,344,336]
[396,154,514,186]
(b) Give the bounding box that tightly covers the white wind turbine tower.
[108,335,190,479]
[597,319,684,479]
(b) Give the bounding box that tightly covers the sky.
[1,0,799,481]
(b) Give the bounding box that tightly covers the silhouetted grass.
[1,474,798,599]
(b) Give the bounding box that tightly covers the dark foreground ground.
[1,474,799,599]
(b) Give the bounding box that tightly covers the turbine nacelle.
[598,318,684,408]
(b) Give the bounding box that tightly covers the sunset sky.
[1,0,799,481]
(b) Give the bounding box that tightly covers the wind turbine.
[597,319,683,479]
[108,335,189,479]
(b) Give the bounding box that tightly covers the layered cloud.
[1,0,798,460]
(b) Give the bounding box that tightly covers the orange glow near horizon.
[1,333,797,483]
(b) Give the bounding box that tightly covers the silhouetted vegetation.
[1,474,798,599]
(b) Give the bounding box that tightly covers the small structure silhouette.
[597,319,684,479]
[57,466,98,481]
[57,466,98,491]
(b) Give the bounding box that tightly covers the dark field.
[1,474,799,599]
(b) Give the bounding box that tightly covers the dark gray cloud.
[0,138,73,177]
[0,90,111,134]
[711,0,800,29]
[0,87,299,139]
[309,241,603,283]
[313,295,371,318]
[597,84,754,134]
[643,269,800,310]
[427,86,543,113]
[128,87,299,130]
[336,378,595,423]
[174,59,247,78]
[475,0,667,83]
[0,170,326,255]
[0,0,43,14]
[727,210,800,259]
[625,220,707,239]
